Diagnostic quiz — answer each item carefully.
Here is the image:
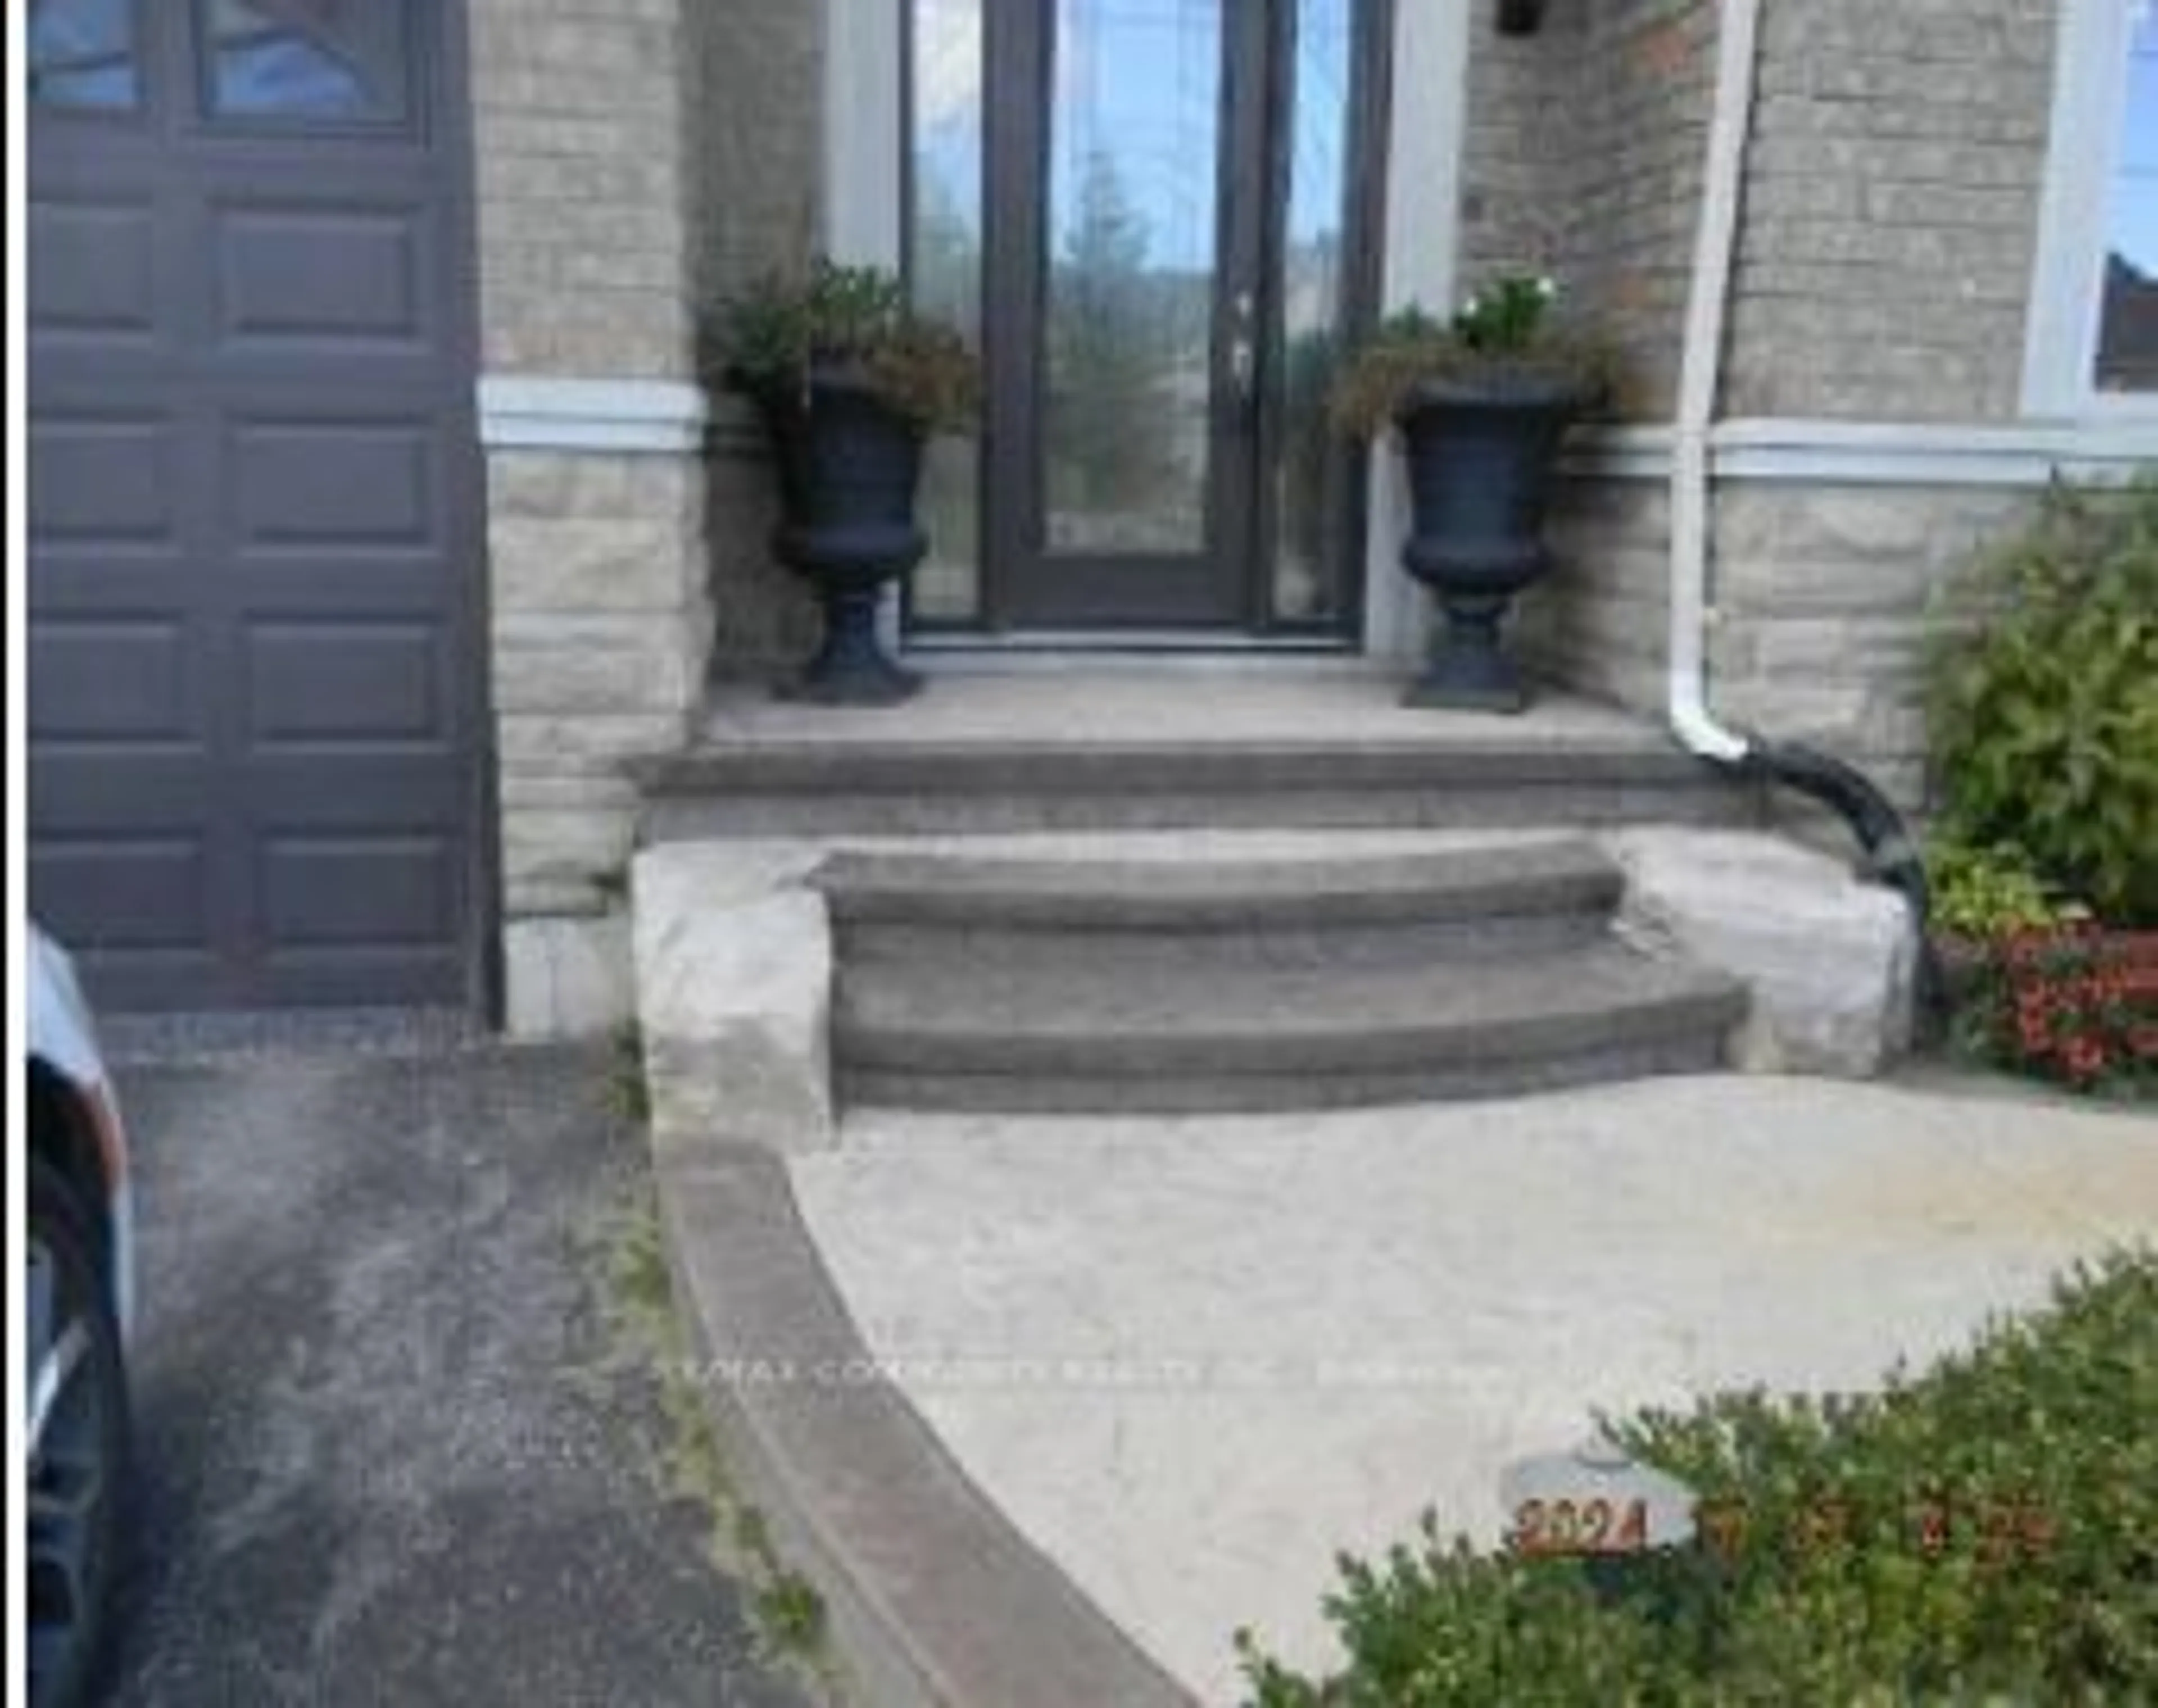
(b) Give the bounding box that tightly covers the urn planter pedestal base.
[776,561,922,708]
[1402,593,1533,715]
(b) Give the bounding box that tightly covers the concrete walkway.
[791,1075,2158,1705]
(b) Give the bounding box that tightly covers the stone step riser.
[836,914,1616,979]
[841,1034,1731,1116]
[818,850,1624,934]
[648,784,1753,841]
[836,983,1743,1082]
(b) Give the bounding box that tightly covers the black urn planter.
[754,364,927,706]
[1393,374,1581,714]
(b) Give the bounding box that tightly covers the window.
[2096,3,2158,391]
[29,0,141,111]
[200,0,409,124]
[2026,0,2158,412]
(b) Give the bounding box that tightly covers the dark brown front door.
[975,0,1386,635]
[27,0,488,1012]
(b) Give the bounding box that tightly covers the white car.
[25,929,133,1708]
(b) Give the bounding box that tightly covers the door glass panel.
[201,0,409,123]
[1274,0,1357,622]
[910,0,986,623]
[1043,0,1222,555]
[29,0,141,111]
[2097,4,2158,392]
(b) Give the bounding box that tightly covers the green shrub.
[1924,480,2158,926]
[1926,840,2066,940]
[1237,1250,2158,1707]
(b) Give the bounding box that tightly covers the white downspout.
[1668,0,1766,765]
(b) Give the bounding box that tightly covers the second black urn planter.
[1394,373,1581,714]
[756,365,927,707]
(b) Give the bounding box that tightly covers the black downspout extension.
[1730,740,1943,1019]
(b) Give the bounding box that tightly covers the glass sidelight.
[1271,0,1362,626]
[910,0,987,622]
[905,0,1388,636]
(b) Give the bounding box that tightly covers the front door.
[916,0,1388,637]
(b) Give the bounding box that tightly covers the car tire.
[26,1155,130,1708]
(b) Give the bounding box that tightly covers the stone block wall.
[1709,483,2037,807]
[689,0,824,677]
[470,0,713,1033]
[1459,0,2061,421]
[466,0,829,1032]
[1476,0,2068,810]
[1519,479,1675,716]
[469,0,697,377]
[1524,477,2039,813]
[1728,0,2060,421]
[1457,0,1716,417]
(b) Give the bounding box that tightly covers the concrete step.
[638,739,1764,839]
[835,931,1748,1115]
[819,838,1625,969]
[818,838,1621,928]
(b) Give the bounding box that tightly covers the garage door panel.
[31,748,224,825]
[231,419,436,548]
[262,837,454,948]
[218,555,451,620]
[31,414,183,544]
[30,616,204,743]
[30,838,214,952]
[247,620,446,744]
[30,197,160,339]
[215,201,429,350]
[243,757,465,828]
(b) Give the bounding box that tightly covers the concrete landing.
[790,1076,2158,1704]
[702,667,1666,752]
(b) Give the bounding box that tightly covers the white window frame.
[2024,0,2157,418]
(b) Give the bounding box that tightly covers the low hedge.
[1239,1250,2158,1706]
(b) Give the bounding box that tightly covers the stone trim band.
[1567,417,2158,487]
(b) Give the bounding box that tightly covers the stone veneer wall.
[1484,0,2065,812]
[1709,485,2037,809]
[469,0,827,1033]
[690,0,823,676]
[1728,0,2059,422]
[465,0,713,1033]
[1458,0,1715,417]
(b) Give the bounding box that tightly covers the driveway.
[99,1039,815,1707]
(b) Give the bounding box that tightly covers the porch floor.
[702,661,1674,755]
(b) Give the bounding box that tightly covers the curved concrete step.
[824,839,1626,969]
[818,838,1624,930]
[836,940,1747,1114]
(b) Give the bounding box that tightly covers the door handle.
[1227,291,1257,408]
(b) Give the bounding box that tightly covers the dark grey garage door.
[28,0,488,1012]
